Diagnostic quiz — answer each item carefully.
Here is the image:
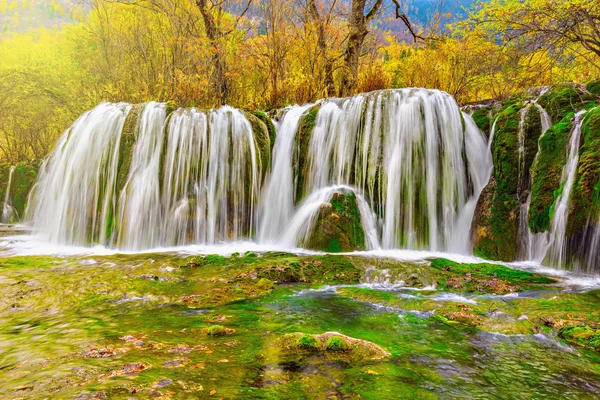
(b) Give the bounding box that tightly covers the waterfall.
[546,110,587,267]
[259,104,313,242]
[448,112,493,254]
[29,103,131,245]
[159,106,259,246]
[27,89,491,254]
[1,166,16,223]
[298,89,490,251]
[28,103,261,249]
[117,102,166,250]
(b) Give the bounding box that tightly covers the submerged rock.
[305,190,366,253]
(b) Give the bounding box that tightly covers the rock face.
[471,83,600,270]
[305,190,366,253]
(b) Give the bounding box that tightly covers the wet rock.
[305,190,366,253]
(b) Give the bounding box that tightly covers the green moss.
[248,110,276,153]
[256,278,274,290]
[473,104,521,261]
[471,106,493,137]
[294,104,320,202]
[586,79,600,95]
[207,325,229,337]
[430,258,555,285]
[305,190,366,252]
[567,107,600,235]
[538,84,596,122]
[244,111,272,177]
[559,325,600,350]
[165,100,178,116]
[297,334,320,350]
[528,113,574,233]
[326,336,350,351]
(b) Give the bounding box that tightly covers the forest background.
[0,0,598,162]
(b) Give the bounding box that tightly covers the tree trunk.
[307,0,335,97]
[196,0,229,104]
[339,0,383,97]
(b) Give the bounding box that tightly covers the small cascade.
[278,185,380,250]
[117,102,166,250]
[29,103,131,245]
[1,166,16,223]
[526,102,553,262]
[259,104,313,242]
[546,110,588,267]
[448,113,493,254]
[515,100,554,261]
[516,106,532,260]
[534,103,552,134]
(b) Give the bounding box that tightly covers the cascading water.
[511,100,554,261]
[525,102,553,262]
[27,89,491,254]
[258,104,314,242]
[278,185,380,250]
[1,166,16,223]
[448,113,493,254]
[28,103,261,249]
[160,106,259,246]
[28,103,131,245]
[263,89,491,252]
[546,110,587,267]
[117,102,166,250]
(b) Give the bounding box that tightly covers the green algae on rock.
[1,252,600,399]
[305,190,367,253]
[472,104,522,261]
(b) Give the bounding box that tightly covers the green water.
[0,252,599,399]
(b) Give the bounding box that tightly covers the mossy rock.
[431,258,557,294]
[117,103,144,194]
[471,106,493,138]
[528,113,576,233]
[293,104,320,203]
[568,107,600,235]
[472,104,521,261]
[278,332,390,362]
[206,325,235,337]
[586,79,600,96]
[559,325,600,350]
[251,255,361,284]
[244,111,273,178]
[537,84,596,122]
[304,189,366,253]
[248,110,276,154]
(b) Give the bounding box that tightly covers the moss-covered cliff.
[471,82,600,270]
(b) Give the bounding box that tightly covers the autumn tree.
[469,0,600,66]
[338,0,384,96]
